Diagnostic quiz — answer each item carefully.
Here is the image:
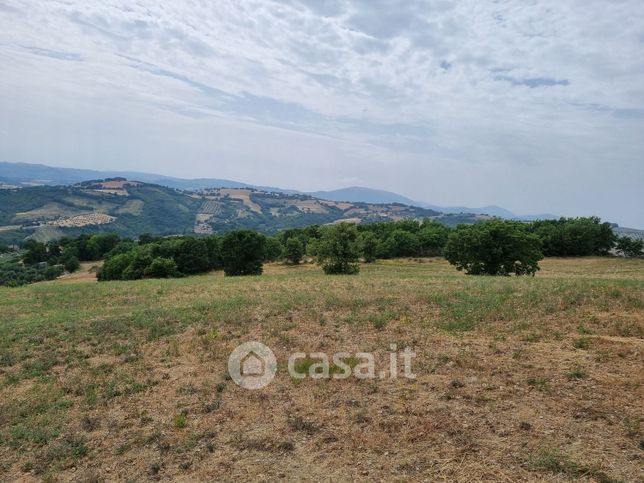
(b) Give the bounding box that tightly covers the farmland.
[0,257,643,481]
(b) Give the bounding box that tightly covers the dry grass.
[0,257,642,481]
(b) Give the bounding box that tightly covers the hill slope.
[1,162,558,221]
[0,179,457,243]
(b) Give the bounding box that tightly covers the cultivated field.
[0,258,642,481]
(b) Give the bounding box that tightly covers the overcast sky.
[1,0,643,226]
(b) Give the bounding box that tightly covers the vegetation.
[0,257,642,480]
[316,223,362,274]
[1,216,638,286]
[616,235,644,257]
[283,237,305,264]
[444,220,543,275]
[529,217,616,256]
[0,181,452,244]
[0,252,64,287]
[221,230,267,276]
[0,234,118,286]
[98,236,220,281]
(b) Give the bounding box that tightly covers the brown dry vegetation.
[0,257,642,482]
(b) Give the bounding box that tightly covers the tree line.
[1,216,641,286]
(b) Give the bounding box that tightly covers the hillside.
[0,179,459,244]
[1,162,559,222]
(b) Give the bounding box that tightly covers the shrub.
[317,223,361,275]
[264,237,283,262]
[144,257,179,278]
[361,232,378,263]
[85,234,121,260]
[22,240,48,265]
[283,237,304,264]
[616,236,643,257]
[444,220,543,276]
[418,221,451,256]
[97,253,134,281]
[221,230,266,276]
[172,238,210,275]
[204,235,224,269]
[530,217,616,256]
[62,254,80,273]
[385,230,419,258]
[43,265,64,280]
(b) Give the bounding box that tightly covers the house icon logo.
[228,341,277,390]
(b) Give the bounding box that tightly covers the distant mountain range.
[0,162,558,221]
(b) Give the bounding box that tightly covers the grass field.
[0,257,642,481]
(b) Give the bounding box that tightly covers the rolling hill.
[0,178,475,244]
[1,162,557,221]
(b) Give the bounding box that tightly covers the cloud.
[0,0,643,226]
[493,75,570,88]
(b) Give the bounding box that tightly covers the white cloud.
[0,0,643,226]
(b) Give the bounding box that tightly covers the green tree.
[264,237,283,262]
[615,236,644,257]
[46,240,62,261]
[62,254,80,273]
[418,221,451,256]
[86,234,121,260]
[386,230,420,258]
[444,220,543,276]
[43,265,64,281]
[22,240,48,265]
[361,232,378,263]
[97,253,134,281]
[173,238,210,275]
[530,217,616,256]
[144,257,179,278]
[122,250,153,280]
[204,236,223,269]
[283,237,305,264]
[138,233,158,245]
[221,230,266,276]
[317,223,361,275]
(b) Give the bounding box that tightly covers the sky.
[0,0,643,226]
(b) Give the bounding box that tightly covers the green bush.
[22,240,48,265]
[264,237,283,262]
[221,230,266,276]
[317,223,361,275]
[284,237,305,264]
[616,236,643,257]
[530,217,615,256]
[385,230,419,258]
[444,220,543,276]
[417,221,451,256]
[361,232,378,263]
[97,253,134,281]
[144,257,179,278]
[62,254,80,273]
[172,238,211,275]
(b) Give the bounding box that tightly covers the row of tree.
[4,216,642,286]
[96,225,366,280]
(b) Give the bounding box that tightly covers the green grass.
[0,256,642,478]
